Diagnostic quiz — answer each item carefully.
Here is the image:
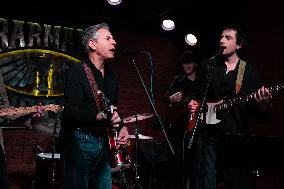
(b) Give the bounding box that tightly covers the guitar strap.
[82,63,116,165]
[82,63,103,112]
[235,59,246,94]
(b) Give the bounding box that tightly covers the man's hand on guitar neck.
[255,86,272,103]
[96,105,121,122]
[30,104,45,125]
[32,105,45,118]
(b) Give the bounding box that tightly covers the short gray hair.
[82,23,110,53]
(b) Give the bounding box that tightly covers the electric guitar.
[187,83,284,132]
[98,91,130,171]
[0,104,63,117]
[97,90,115,145]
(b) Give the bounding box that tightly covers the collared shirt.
[62,58,118,129]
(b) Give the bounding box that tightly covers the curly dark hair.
[222,24,249,48]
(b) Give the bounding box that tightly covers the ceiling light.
[185,34,197,46]
[161,19,175,31]
[107,0,122,5]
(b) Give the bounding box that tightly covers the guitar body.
[206,101,222,124]
[108,127,131,172]
[187,112,197,133]
[186,100,222,132]
[186,101,201,133]
[108,128,119,167]
[98,91,131,172]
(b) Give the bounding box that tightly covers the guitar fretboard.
[0,104,62,116]
[214,83,284,112]
[0,107,37,116]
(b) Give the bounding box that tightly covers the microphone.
[209,47,224,62]
[121,48,146,56]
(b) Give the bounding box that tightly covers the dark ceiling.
[1,0,248,55]
[3,0,248,32]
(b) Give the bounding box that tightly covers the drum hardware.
[33,117,61,189]
[33,144,45,155]
[128,134,153,140]
[122,113,153,124]
[129,115,143,189]
[112,169,130,189]
[34,152,61,189]
[50,117,61,189]
[109,127,132,173]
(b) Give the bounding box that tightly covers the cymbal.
[129,134,153,140]
[33,118,61,135]
[123,113,154,124]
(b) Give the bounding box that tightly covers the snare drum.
[34,152,62,189]
[110,146,132,172]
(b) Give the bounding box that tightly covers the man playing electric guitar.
[188,24,272,189]
[61,23,129,189]
[97,91,130,172]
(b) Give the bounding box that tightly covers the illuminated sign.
[0,17,83,56]
[0,18,82,97]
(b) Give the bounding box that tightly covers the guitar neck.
[0,104,62,117]
[215,83,284,112]
[0,106,38,116]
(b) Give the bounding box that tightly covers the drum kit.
[33,113,154,189]
[110,113,154,189]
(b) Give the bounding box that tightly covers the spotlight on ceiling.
[107,0,122,5]
[185,34,197,46]
[161,19,175,31]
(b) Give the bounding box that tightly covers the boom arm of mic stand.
[130,58,175,155]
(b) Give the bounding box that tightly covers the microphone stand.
[130,115,143,189]
[187,56,218,149]
[50,117,60,189]
[129,56,175,155]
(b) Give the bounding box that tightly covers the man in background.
[164,50,199,189]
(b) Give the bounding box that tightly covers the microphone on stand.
[209,47,224,63]
[187,47,225,149]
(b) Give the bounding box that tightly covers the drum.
[110,145,132,172]
[34,152,62,189]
